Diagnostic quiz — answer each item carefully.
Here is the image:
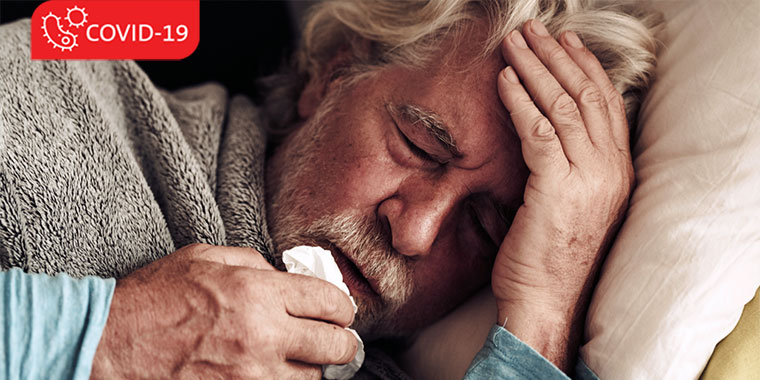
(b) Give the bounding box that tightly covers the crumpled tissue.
[282,245,365,379]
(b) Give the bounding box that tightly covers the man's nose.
[378,177,459,258]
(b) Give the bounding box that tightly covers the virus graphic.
[65,6,88,28]
[40,6,89,53]
[41,12,78,52]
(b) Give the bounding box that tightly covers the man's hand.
[91,244,358,379]
[492,20,634,371]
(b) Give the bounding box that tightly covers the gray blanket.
[0,19,410,380]
[0,19,274,277]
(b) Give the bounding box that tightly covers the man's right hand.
[91,243,358,379]
[492,20,634,372]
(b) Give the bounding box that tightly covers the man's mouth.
[324,241,380,299]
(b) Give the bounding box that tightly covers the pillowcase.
[581,0,760,378]
[398,1,760,379]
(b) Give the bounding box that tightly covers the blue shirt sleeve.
[463,325,600,380]
[0,268,115,380]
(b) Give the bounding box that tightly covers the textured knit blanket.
[0,19,410,380]
[0,19,274,277]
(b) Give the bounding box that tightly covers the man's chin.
[350,296,416,342]
[349,298,389,341]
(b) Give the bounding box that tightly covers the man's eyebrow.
[389,103,463,159]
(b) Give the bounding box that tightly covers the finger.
[280,274,355,327]
[498,66,569,176]
[283,319,359,365]
[191,245,274,270]
[285,361,323,380]
[501,29,591,162]
[559,30,629,152]
[522,20,612,148]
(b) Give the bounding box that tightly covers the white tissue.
[282,246,365,379]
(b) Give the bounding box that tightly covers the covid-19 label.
[31,0,199,60]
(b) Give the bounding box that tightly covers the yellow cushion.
[701,287,760,380]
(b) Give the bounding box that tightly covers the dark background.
[0,0,298,98]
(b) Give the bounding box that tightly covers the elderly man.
[0,0,658,378]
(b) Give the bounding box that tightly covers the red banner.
[31,0,199,60]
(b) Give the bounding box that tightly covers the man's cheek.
[329,154,401,208]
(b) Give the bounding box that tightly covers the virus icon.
[41,12,78,52]
[65,6,88,28]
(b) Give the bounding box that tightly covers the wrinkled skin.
[92,19,632,378]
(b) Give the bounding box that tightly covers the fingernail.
[502,66,519,83]
[510,30,528,49]
[531,20,550,37]
[564,31,584,48]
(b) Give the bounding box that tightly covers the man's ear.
[297,74,329,120]
[297,41,369,119]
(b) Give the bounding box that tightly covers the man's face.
[266,29,529,340]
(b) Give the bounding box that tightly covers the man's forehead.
[387,43,514,165]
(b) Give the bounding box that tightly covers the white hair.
[261,0,663,133]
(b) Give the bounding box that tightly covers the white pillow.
[399,1,760,379]
[581,0,760,378]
